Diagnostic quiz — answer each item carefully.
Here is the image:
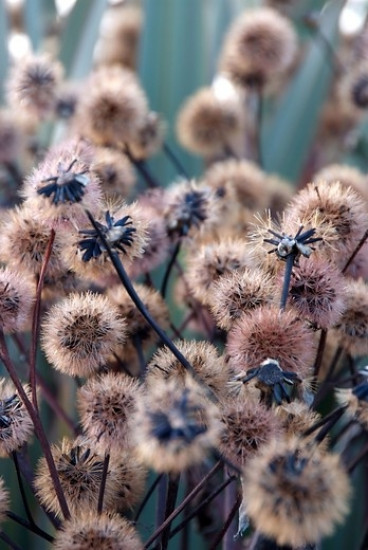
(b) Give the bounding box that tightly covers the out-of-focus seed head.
[176,87,246,157]
[128,111,165,160]
[93,147,136,199]
[0,267,34,333]
[76,66,148,146]
[77,372,141,451]
[0,109,22,164]
[219,7,297,88]
[227,306,316,378]
[0,380,33,457]
[336,381,368,430]
[243,438,351,547]
[52,511,143,550]
[314,164,368,204]
[7,54,63,119]
[276,401,323,443]
[133,379,222,473]
[41,292,127,377]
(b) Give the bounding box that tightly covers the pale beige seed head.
[0,267,35,333]
[314,164,368,204]
[93,147,136,199]
[0,380,33,457]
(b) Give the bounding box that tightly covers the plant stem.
[134,473,164,522]
[163,142,189,179]
[342,229,368,274]
[11,451,34,526]
[280,254,296,311]
[161,474,180,550]
[209,493,241,550]
[313,328,327,379]
[0,531,23,550]
[6,511,54,543]
[97,453,110,514]
[161,241,181,298]
[347,440,368,474]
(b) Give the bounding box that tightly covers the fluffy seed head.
[0,109,22,164]
[287,256,347,329]
[276,401,323,443]
[128,111,165,160]
[177,87,246,157]
[332,279,368,356]
[7,54,63,119]
[0,267,34,333]
[227,306,315,378]
[41,292,127,377]
[219,7,297,87]
[133,380,222,473]
[243,438,351,547]
[336,382,368,430]
[77,372,141,451]
[93,147,136,199]
[52,511,143,550]
[209,266,275,330]
[0,380,33,456]
[76,66,148,146]
[314,164,368,203]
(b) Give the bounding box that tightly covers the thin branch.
[208,493,241,550]
[97,453,110,514]
[161,241,181,298]
[134,473,164,522]
[6,511,54,543]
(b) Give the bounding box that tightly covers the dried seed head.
[243,438,351,547]
[52,511,143,550]
[22,139,102,223]
[128,111,165,160]
[77,372,141,451]
[219,7,297,88]
[35,437,124,518]
[93,147,136,199]
[287,256,347,329]
[7,54,63,119]
[314,164,368,203]
[76,66,148,146]
[133,380,222,473]
[176,87,246,157]
[41,292,127,377]
[219,395,281,468]
[0,267,34,333]
[185,238,253,307]
[339,62,368,113]
[276,401,323,443]
[0,380,33,456]
[209,266,275,330]
[227,306,315,378]
[283,180,367,261]
[332,278,368,356]
[112,451,147,512]
[145,340,228,398]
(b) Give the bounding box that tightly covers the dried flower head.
[35,437,123,517]
[128,111,165,160]
[93,147,136,199]
[0,267,34,333]
[209,266,275,330]
[133,380,221,473]
[77,372,141,450]
[219,395,281,468]
[0,380,33,456]
[7,54,63,119]
[0,204,67,279]
[52,511,143,550]
[283,180,367,261]
[332,278,368,356]
[22,139,102,223]
[176,87,246,157]
[219,7,297,87]
[244,438,351,546]
[76,66,148,146]
[314,164,368,203]
[185,238,253,307]
[287,256,346,329]
[227,306,316,378]
[276,401,322,442]
[145,340,228,398]
[41,292,126,377]
[0,478,9,523]
[164,180,220,240]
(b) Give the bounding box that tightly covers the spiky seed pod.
[176,87,246,157]
[248,212,288,277]
[0,109,22,164]
[52,511,143,550]
[77,372,142,450]
[219,395,281,468]
[111,451,147,512]
[243,438,351,547]
[145,340,228,398]
[185,238,254,307]
[283,180,367,261]
[227,306,316,378]
[41,292,127,377]
[209,266,275,330]
[219,7,297,88]
[314,164,368,204]
[34,437,123,518]
[63,202,148,280]
[0,478,9,523]
[7,54,63,119]
[93,147,136,199]
[128,111,165,160]
[204,159,269,212]
[286,256,346,329]
[276,401,323,443]
[0,267,34,333]
[0,204,67,279]
[0,380,33,457]
[133,380,222,473]
[107,284,169,348]
[76,66,148,146]
[332,279,368,356]
[94,4,143,70]
[336,382,368,430]
[164,180,220,241]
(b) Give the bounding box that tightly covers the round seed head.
[0,267,34,333]
[0,379,33,456]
